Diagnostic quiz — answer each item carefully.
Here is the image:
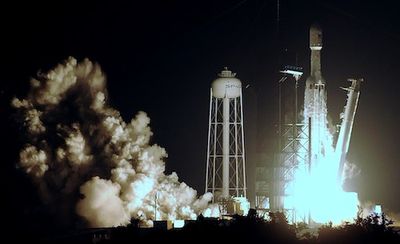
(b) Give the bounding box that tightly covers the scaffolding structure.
[205,68,247,214]
[256,66,310,223]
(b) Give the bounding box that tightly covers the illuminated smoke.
[289,92,359,225]
[343,160,360,183]
[12,57,219,227]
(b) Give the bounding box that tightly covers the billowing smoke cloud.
[343,160,361,182]
[12,57,218,227]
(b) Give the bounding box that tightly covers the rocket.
[304,23,329,168]
[308,23,324,84]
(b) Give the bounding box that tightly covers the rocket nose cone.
[310,23,322,49]
[310,23,322,33]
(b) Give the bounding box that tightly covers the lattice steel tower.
[270,66,310,223]
[205,67,247,202]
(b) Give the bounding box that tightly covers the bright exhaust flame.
[290,150,359,224]
[289,92,359,225]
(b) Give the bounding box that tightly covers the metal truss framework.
[205,89,247,202]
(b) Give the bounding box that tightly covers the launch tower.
[259,23,362,224]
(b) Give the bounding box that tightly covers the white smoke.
[77,177,130,227]
[343,160,361,181]
[19,145,48,178]
[12,57,219,227]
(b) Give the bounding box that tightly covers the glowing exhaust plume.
[12,57,219,227]
[283,24,361,225]
[288,88,359,225]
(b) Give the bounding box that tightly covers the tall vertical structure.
[336,78,363,183]
[205,67,247,205]
[304,23,329,170]
[261,23,361,224]
[269,66,309,223]
[300,24,360,224]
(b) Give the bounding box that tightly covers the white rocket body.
[304,24,329,170]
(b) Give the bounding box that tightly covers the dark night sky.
[1,0,400,227]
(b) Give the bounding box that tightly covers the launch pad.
[255,24,363,224]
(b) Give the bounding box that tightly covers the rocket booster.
[304,23,329,168]
[308,23,324,85]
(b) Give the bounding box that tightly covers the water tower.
[205,67,247,207]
